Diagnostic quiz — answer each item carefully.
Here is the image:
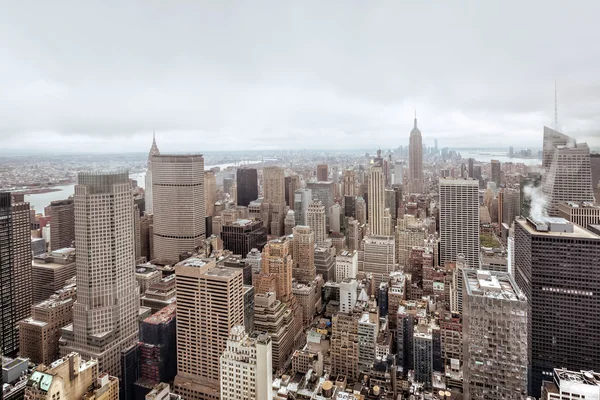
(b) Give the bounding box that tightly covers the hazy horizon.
[2,1,599,153]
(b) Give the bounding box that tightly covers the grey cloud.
[1,1,599,153]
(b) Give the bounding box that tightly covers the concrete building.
[59,172,139,377]
[141,274,176,313]
[541,368,600,400]
[331,311,360,382]
[356,196,366,225]
[236,168,258,208]
[491,159,501,186]
[439,178,480,268]
[463,269,528,399]
[221,218,267,256]
[25,352,118,400]
[284,210,295,235]
[329,203,341,233]
[48,199,75,251]
[306,181,335,231]
[0,192,17,355]
[542,128,596,215]
[515,217,600,397]
[245,248,262,274]
[204,171,216,217]
[501,188,520,226]
[292,280,322,328]
[152,155,206,264]
[263,166,285,205]
[145,132,160,214]
[395,216,426,268]
[253,292,298,373]
[306,200,327,246]
[284,175,300,208]
[367,164,386,236]
[260,237,295,305]
[316,164,328,182]
[219,326,272,400]
[343,169,356,196]
[359,235,396,287]
[557,201,600,229]
[408,116,423,194]
[292,226,316,283]
[31,248,76,304]
[314,245,335,282]
[336,250,358,282]
[19,288,75,365]
[293,188,312,226]
[135,267,162,296]
[173,257,244,400]
[358,305,379,374]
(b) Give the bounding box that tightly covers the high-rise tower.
[292,225,316,283]
[152,154,205,263]
[439,179,480,268]
[462,269,528,399]
[144,131,160,214]
[0,193,16,355]
[59,172,139,377]
[541,129,595,215]
[368,164,385,235]
[173,257,244,400]
[237,168,258,207]
[409,115,424,194]
[306,200,327,246]
[514,217,600,397]
[49,199,75,251]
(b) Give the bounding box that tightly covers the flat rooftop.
[517,217,600,239]
[463,269,525,302]
[204,265,242,278]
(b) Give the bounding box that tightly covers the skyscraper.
[262,166,285,205]
[541,129,595,215]
[173,257,244,400]
[220,326,272,400]
[343,169,356,196]
[260,237,294,304]
[60,172,139,377]
[439,179,480,268]
[284,174,300,208]
[408,115,424,194]
[462,269,528,399]
[11,195,33,349]
[144,131,160,214]
[317,164,328,181]
[152,155,205,263]
[514,217,600,397]
[368,164,385,235]
[306,181,335,230]
[48,199,75,251]
[0,192,16,355]
[292,225,316,283]
[293,188,312,226]
[491,159,501,186]
[306,200,327,246]
[204,170,217,217]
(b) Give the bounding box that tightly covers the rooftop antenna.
[554,80,558,129]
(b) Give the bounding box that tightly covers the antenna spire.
[554,81,558,129]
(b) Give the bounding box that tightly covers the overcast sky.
[1,1,599,153]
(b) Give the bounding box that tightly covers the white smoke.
[523,184,549,223]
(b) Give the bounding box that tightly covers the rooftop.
[463,269,525,302]
[517,217,600,239]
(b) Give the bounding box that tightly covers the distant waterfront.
[458,150,541,166]
[26,161,261,213]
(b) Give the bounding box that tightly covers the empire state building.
[408,115,423,194]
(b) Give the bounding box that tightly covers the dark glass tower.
[514,217,600,397]
[0,192,16,355]
[236,168,258,207]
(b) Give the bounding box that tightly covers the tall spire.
[149,129,160,157]
[554,80,558,129]
[414,109,418,129]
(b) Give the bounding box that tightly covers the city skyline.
[2,2,600,153]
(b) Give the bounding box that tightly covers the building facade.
[152,155,206,263]
[408,116,423,194]
[48,199,75,251]
[439,178,480,268]
[236,168,258,207]
[59,172,140,377]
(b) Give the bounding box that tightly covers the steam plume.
[523,184,549,223]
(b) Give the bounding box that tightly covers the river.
[26,161,261,213]
[458,150,541,166]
